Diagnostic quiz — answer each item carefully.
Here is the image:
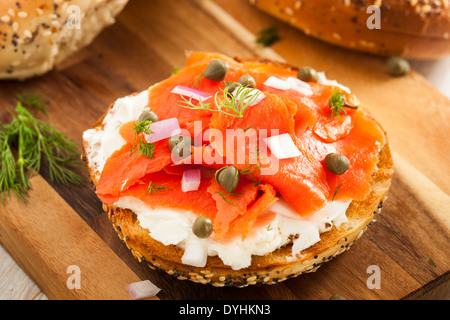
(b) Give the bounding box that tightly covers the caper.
[238,75,256,88]
[203,59,229,82]
[225,82,240,96]
[297,66,319,83]
[168,135,193,159]
[386,56,410,77]
[138,109,159,123]
[215,166,240,193]
[192,215,214,239]
[324,153,350,175]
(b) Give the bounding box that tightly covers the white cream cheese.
[114,196,350,270]
[83,91,352,271]
[83,90,149,174]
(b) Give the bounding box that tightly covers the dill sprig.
[256,25,281,48]
[129,120,156,159]
[215,190,243,207]
[332,184,343,202]
[15,93,48,114]
[179,85,262,118]
[239,147,265,187]
[329,91,359,118]
[145,181,172,195]
[0,102,83,204]
[329,91,347,118]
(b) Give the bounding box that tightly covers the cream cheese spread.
[82,90,352,270]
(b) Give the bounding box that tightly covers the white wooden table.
[1,56,449,301]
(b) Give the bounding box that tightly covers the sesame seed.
[332,32,342,41]
[18,11,27,18]
[284,7,294,16]
[51,20,61,28]
[1,16,10,23]
[23,29,32,38]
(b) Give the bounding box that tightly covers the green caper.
[297,66,319,83]
[386,56,410,77]
[238,75,256,88]
[138,109,159,123]
[215,166,240,193]
[168,135,193,159]
[324,153,350,175]
[225,82,240,96]
[203,59,229,82]
[192,215,214,239]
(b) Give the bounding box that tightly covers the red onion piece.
[171,85,212,102]
[264,133,301,160]
[144,118,181,143]
[286,77,313,95]
[264,76,313,96]
[317,72,351,94]
[182,169,201,192]
[181,237,208,268]
[125,280,161,300]
[264,76,291,90]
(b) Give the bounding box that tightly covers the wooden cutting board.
[0,0,448,300]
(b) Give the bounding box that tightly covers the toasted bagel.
[82,55,394,287]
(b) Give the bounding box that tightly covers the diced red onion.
[171,85,212,102]
[286,77,313,95]
[182,169,201,192]
[125,280,161,300]
[181,237,208,268]
[264,133,301,160]
[317,72,351,94]
[144,118,181,143]
[264,76,313,96]
[264,76,291,90]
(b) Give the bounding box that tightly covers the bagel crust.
[0,0,129,80]
[82,58,394,287]
[250,0,450,59]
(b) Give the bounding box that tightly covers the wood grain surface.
[0,0,448,300]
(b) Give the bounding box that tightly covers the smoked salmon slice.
[207,176,278,240]
[94,51,387,242]
[297,109,386,201]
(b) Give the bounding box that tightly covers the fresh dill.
[0,101,83,204]
[215,190,243,207]
[240,164,261,186]
[129,120,156,159]
[329,91,347,118]
[14,93,48,114]
[171,66,180,75]
[239,146,265,187]
[145,181,172,195]
[428,257,437,268]
[332,184,343,202]
[180,85,262,118]
[329,91,359,118]
[133,120,153,135]
[256,25,281,48]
